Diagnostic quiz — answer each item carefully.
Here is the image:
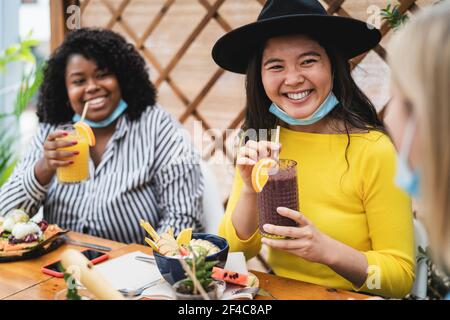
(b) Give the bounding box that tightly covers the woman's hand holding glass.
[35,130,79,185]
[261,207,336,265]
[231,139,281,240]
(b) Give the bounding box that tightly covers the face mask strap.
[399,116,416,158]
[72,100,128,128]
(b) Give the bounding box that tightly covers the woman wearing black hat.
[215,0,414,298]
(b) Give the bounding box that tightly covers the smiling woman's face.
[65,54,122,122]
[261,34,333,120]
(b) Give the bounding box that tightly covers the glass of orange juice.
[56,124,90,184]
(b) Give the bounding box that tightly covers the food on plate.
[144,237,159,252]
[211,267,257,287]
[189,239,220,256]
[140,219,160,241]
[2,209,30,232]
[140,220,220,258]
[157,233,180,257]
[11,222,42,242]
[0,209,63,255]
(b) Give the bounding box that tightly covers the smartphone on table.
[41,249,109,278]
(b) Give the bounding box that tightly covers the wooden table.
[0,232,369,300]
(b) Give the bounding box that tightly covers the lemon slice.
[251,158,278,193]
[74,121,96,147]
[176,228,192,247]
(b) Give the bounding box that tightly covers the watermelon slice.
[212,267,252,287]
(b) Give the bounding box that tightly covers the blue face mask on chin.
[395,118,420,197]
[72,99,128,128]
[269,90,340,126]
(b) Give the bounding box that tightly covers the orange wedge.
[251,158,278,193]
[74,121,96,147]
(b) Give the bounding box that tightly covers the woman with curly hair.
[0,28,204,244]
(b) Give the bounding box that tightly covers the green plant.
[380,3,409,30]
[63,270,82,300]
[0,32,43,186]
[0,127,16,186]
[0,31,38,72]
[177,246,218,295]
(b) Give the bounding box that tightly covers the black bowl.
[153,233,229,285]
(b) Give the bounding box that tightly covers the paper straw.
[80,101,89,122]
[272,125,281,162]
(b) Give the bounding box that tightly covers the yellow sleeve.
[218,167,262,260]
[354,134,415,298]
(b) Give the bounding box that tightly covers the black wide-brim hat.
[212,0,381,74]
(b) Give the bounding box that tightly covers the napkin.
[141,251,254,300]
[93,251,162,291]
[224,252,247,275]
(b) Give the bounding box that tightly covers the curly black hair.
[37,28,157,124]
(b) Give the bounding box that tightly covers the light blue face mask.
[269,90,340,126]
[72,99,128,128]
[395,117,420,197]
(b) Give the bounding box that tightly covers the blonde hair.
[389,2,450,270]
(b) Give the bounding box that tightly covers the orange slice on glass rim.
[74,121,96,147]
[251,158,278,193]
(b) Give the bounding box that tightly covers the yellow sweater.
[219,128,415,298]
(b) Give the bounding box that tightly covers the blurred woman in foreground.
[386,1,450,299]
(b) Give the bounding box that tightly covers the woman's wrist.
[320,234,340,266]
[321,235,369,287]
[241,184,257,196]
[231,185,259,240]
[34,158,55,186]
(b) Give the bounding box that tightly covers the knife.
[62,235,112,252]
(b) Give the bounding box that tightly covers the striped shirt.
[0,105,204,244]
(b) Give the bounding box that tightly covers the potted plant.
[0,32,44,186]
[172,246,220,300]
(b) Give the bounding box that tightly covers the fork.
[231,287,259,296]
[135,256,156,264]
[119,279,163,297]
[232,287,278,300]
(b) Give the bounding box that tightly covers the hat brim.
[212,14,381,74]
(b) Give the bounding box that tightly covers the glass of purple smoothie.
[257,159,299,239]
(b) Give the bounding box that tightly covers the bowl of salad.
[139,220,229,285]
